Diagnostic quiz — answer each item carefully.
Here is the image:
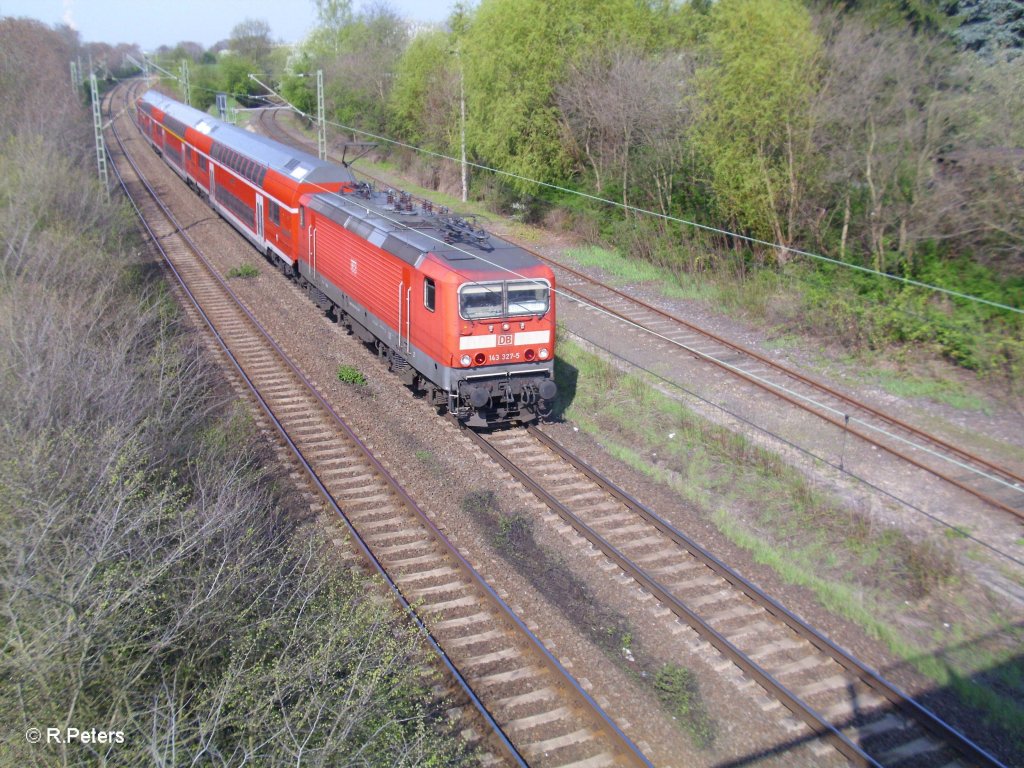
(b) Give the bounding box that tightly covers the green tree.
[840,0,953,33]
[218,53,261,103]
[280,51,318,116]
[692,0,822,251]
[388,28,456,150]
[298,3,408,133]
[460,0,661,191]
[309,0,355,52]
[190,61,221,111]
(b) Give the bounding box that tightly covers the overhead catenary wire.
[237,81,1023,501]
[245,75,1021,317]
[140,78,1024,540]
[132,81,1024,564]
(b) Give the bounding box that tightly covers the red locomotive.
[135,90,557,427]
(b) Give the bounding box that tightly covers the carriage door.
[256,195,265,242]
[398,268,411,353]
[305,207,317,279]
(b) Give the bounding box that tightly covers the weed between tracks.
[460,491,716,749]
[654,665,714,748]
[336,364,368,386]
[554,336,1024,752]
[226,263,259,279]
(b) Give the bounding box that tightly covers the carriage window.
[507,281,549,316]
[424,277,435,312]
[269,201,280,225]
[459,283,503,320]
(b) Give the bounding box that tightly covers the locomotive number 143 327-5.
[489,352,521,362]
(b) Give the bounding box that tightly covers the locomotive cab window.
[507,280,549,316]
[424,277,436,312]
[459,283,504,320]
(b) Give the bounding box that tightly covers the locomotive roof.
[139,90,355,186]
[308,190,544,277]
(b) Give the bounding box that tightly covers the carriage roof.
[140,90,354,185]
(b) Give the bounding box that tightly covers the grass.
[226,264,259,279]
[566,246,702,301]
[945,526,973,540]
[336,364,367,386]
[564,244,797,323]
[856,367,989,412]
[555,334,1024,743]
[763,332,801,351]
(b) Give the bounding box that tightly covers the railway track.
[106,81,651,768]
[255,108,1024,524]
[467,423,1007,768]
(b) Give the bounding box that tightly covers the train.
[134,89,557,428]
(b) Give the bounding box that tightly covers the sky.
[0,0,456,49]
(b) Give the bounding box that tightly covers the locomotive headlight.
[460,354,472,366]
[538,348,549,360]
[502,322,510,331]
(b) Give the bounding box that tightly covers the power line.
[229,95,1023,500]
[132,87,1024,562]
[256,82,1022,316]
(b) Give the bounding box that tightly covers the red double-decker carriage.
[136,90,556,427]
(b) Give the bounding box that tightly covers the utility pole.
[316,69,326,160]
[70,60,79,93]
[180,59,191,106]
[460,60,468,203]
[90,74,109,203]
[452,3,469,203]
[460,62,468,202]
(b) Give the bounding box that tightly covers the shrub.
[0,42,466,761]
[227,263,259,278]
[337,364,368,385]
[654,664,716,748]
